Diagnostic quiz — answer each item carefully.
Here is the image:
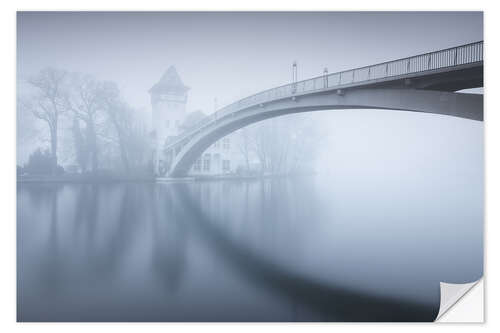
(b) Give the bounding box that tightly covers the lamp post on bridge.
[292,61,298,94]
[323,67,328,88]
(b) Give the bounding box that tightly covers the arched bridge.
[163,41,483,177]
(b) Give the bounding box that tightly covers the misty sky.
[17,12,483,116]
[16,11,484,171]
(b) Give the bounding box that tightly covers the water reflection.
[17,178,482,321]
[174,182,434,321]
[149,185,188,293]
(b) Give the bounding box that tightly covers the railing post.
[165,41,482,155]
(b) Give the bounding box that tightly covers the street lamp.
[323,67,328,88]
[292,61,298,94]
[292,61,298,83]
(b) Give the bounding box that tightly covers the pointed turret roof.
[149,66,190,95]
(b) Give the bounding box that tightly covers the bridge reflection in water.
[17,177,482,321]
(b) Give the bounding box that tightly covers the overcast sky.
[17,11,483,117]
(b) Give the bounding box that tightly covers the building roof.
[149,66,190,95]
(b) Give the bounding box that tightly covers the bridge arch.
[167,88,482,177]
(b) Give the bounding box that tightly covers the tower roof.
[149,66,190,95]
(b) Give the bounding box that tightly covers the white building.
[150,66,245,176]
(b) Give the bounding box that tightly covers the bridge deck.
[165,41,483,153]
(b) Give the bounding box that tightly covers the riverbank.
[17,172,316,184]
[17,174,156,184]
[191,173,313,182]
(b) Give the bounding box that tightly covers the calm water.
[17,175,483,321]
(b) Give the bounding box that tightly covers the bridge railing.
[165,41,483,152]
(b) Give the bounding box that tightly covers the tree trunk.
[50,123,58,175]
[86,120,98,172]
[117,129,130,173]
[72,118,88,172]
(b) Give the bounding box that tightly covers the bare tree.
[71,116,89,172]
[97,81,131,172]
[16,95,42,164]
[237,128,252,172]
[124,118,151,172]
[243,116,315,176]
[68,74,104,172]
[20,68,69,174]
[252,120,290,175]
[98,82,151,174]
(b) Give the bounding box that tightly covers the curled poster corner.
[435,278,483,322]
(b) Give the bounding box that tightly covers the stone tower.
[149,66,189,175]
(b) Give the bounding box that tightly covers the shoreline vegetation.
[18,68,319,186]
[17,171,316,184]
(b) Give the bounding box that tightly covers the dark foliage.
[23,148,64,175]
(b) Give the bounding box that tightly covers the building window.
[166,120,170,128]
[223,137,230,149]
[213,140,219,149]
[222,160,230,172]
[175,120,180,127]
[203,154,211,172]
[193,158,201,171]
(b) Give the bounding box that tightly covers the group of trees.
[178,110,320,176]
[18,67,152,176]
[18,68,321,178]
[236,114,322,176]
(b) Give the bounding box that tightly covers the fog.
[17,12,482,109]
[16,12,483,168]
[16,12,483,322]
